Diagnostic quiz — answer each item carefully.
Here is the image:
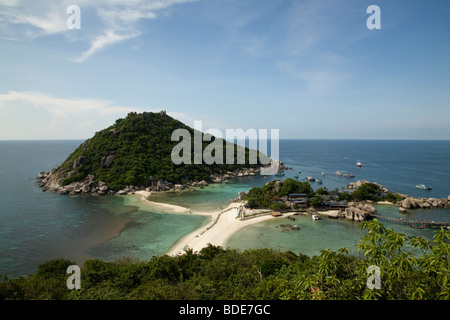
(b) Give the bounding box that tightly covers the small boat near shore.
[416,184,432,190]
[312,214,320,220]
[275,171,285,177]
[344,173,355,178]
[336,171,342,176]
[356,161,362,167]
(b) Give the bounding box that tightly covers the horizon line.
[1,138,450,142]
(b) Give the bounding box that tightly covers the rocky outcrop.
[109,128,120,138]
[273,180,282,194]
[343,203,377,222]
[100,151,116,168]
[347,179,389,193]
[37,169,110,195]
[208,164,283,183]
[400,196,450,209]
[37,162,274,196]
[347,179,449,210]
[278,224,300,232]
[73,156,87,169]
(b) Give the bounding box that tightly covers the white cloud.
[0,10,62,38]
[72,30,141,63]
[0,91,135,139]
[0,0,198,60]
[0,91,134,116]
[0,91,188,139]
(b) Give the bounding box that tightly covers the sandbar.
[165,203,280,256]
[130,190,325,257]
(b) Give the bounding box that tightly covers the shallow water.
[0,139,449,277]
[226,204,449,257]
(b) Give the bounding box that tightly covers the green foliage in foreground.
[0,220,448,300]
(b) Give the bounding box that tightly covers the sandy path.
[165,203,276,256]
[131,190,318,257]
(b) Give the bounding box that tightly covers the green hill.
[38,111,267,193]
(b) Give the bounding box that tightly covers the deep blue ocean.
[0,140,449,277]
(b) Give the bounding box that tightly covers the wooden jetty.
[369,214,450,229]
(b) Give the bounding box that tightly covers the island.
[36,111,287,195]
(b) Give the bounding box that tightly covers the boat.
[410,224,424,229]
[275,171,285,177]
[356,161,362,167]
[336,171,342,176]
[272,212,282,217]
[294,174,298,179]
[316,179,322,184]
[321,172,325,176]
[416,184,432,190]
[344,173,355,178]
[306,176,315,181]
[312,214,320,220]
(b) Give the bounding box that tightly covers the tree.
[352,183,382,201]
[309,196,324,208]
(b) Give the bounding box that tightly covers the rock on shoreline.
[37,160,289,196]
[341,202,377,222]
[400,196,450,209]
[348,179,450,210]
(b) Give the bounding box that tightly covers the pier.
[369,214,450,229]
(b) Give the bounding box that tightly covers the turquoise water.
[227,215,367,257]
[226,205,446,257]
[86,209,207,262]
[147,176,269,213]
[0,140,449,277]
[0,141,208,277]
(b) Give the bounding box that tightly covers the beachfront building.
[323,200,348,210]
[287,193,308,209]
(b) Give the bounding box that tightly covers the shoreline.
[127,191,393,257]
[116,182,450,259]
[130,190,196,214]
[165,203,278,256]
[124,189,280,256]
[128,191,251,255]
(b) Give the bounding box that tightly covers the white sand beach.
[165,202,277,256]
[128,190,277,256]
[130,191,343,257]
[128,190,194,214]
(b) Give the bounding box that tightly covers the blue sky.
[0,0,449,140]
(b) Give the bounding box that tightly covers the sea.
[0,139,449,277]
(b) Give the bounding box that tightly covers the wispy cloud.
[0,90,188,139]
[0,3,68,38]
[0,90,136,116]
[72,30,141,63]
[0,91,135,139]
[0,0,197,61]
